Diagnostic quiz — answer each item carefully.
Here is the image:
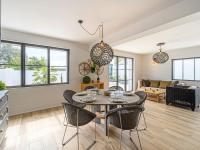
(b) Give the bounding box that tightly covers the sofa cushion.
[159,81,171,89]
[142,79,150,87]
[150,80,160,88]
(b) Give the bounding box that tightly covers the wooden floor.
[1,101,200,150]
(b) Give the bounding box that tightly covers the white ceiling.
[2,0,182,44]
[114,19,200,54]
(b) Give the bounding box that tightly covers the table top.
[73,93,140,105]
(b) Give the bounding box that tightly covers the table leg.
[91,105,101,124]
[105,105,108,136]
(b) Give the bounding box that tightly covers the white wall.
[2,29,90,115]
[142,46,200,86]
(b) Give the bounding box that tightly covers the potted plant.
[82,76,91,84]
[0,81,6,90]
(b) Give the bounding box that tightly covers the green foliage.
[30,57,58,84]
[0,81,6,90]
[0,43,21,70]
[82,76,91,84]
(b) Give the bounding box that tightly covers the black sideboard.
[166,86,200,111]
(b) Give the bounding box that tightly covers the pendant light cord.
[78,20,104,41]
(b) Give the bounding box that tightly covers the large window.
[172,58,200,81]
[0,41,69,87]
[109,56,133,91]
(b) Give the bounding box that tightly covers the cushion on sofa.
[142,79,150,87]
[159,81,171,89]
[150,80,160,88]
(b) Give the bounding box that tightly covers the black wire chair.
[109,86,124,91]
[62,102,97,150]
[63,90,86,108]
[106,105,144,150]
[123,91,147,130]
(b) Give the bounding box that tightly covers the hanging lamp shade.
[152,43,169,64]
[90,41,113,67]
[78,20,113,66]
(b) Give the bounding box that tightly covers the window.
[0,41,69,87]
[109,56,134,91]
[0,42,21,86]
[172,57,200,81]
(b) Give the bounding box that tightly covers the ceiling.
[2,0,182,44]
[114,19,200,54]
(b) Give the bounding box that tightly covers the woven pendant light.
[78,20,113,67]
[153,43,169,64]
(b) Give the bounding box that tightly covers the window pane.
[126,70,132,80]
[126,80,133,91]
[109,57,117,87]
[173,60,183,79]
[118,80,125,90]
[50,67,67,83]
[50,49,67,66]
[126,58,133,69]
[25,46,48,66]
[118,57,125,70]
[0,65,21,86]
[0,42,21,65]
[25,66,48,85]
[183,59,194,80]
[195,58,200,80]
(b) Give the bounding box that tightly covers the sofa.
[137,79,178,92]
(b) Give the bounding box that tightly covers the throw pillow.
[159,81,171,89]
[142,79,150,87]
[150,80,160,88]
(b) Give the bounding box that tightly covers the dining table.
[73,91,140,136]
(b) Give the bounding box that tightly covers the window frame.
[109,55,134,91]
[1,40,70,87]
[172,57,200,81]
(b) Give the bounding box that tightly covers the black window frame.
[109,56,134,91]
[0,40,70,87]
[172,57,200,81]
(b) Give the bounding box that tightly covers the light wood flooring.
[1,101,200,150]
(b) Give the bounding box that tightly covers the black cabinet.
[166,87,200,111]
[0,90,8,145]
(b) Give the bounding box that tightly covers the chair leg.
[77,126,79,150]
[136,129,142,150]
[62,123,68,145]
[120,129,123,150]
[143,112,147,129]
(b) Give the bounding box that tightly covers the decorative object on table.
[152,43,169,64]
[79,62,91,76]
[82,76,91,84]
[0,81,6,90]
[78,20,113,67]
[95,65,104,83]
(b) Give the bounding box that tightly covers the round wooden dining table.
[73,92,140,136]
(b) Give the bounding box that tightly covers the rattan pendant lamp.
[152,42,169,64]
[78,20,113,67]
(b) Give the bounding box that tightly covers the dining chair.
[109,86,124,91]
[123,91,147,130]
[106,105,144,150]
[62,102,97,150]
[134,91,148,130]
[63,90,86,108]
